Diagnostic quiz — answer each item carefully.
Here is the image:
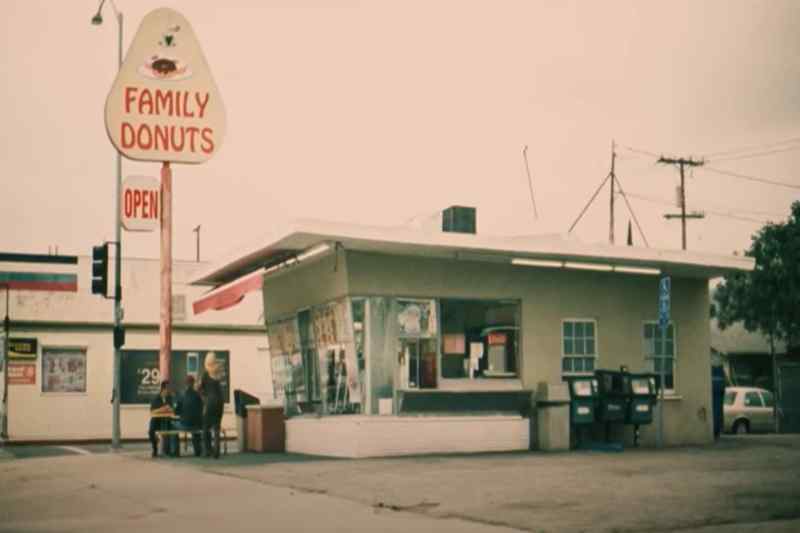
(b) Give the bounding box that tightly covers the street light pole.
[92,0,124,451]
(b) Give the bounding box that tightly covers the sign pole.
[1,285,9,439]
[111,9,124,452]
[160,162,172,382]
[656,275,671,449]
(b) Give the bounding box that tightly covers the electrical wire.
[709,144,800,163]
[618,144,661,159]
[623,192,779,224]
[612,177,650,247]
[522,145,539,220]
[702,167,800,191]
[702,136,800,158]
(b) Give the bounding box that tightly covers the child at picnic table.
[149,380,176,458]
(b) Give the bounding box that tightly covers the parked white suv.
[723,386,775,434]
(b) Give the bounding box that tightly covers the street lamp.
[91,0,124,451]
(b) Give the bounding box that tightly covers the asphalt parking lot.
[1,434,799,532]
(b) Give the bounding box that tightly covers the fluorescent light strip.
[563,261,614,272]
[297,243,331,261]
[613,266,661,275]
[511,258,563,268]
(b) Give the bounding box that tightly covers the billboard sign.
[104,8,226,164]
[120,349,230,404]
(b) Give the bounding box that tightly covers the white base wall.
[286,415,529,458]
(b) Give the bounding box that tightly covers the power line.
[710,144,800,163]
[703,166,800,190]
[613,176,649,247]
[703,136,800,158]
[657,156,705,250]
[624,192,776,224]
[618,144,661,159]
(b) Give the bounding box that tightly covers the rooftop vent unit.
[442,206,476,234]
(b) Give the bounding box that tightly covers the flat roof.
[191,218,755,287]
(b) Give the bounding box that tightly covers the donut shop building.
[191,210,753,457]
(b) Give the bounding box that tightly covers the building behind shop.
[0,255,269,442]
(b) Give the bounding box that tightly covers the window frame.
[643,321,677,394]
[561,318,599,377]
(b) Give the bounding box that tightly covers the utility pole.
[657,156,705,250]
[193,225,201,262]
[609,141,616,244]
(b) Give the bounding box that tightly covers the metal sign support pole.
[2,285,9,439]
[657,351,665,449]
[160,162,173,382]
[111,10,124,451]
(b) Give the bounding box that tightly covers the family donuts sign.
[105,8,225,164]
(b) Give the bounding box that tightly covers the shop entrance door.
[399,338,437,389]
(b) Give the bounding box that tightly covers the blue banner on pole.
[659,276,671,330]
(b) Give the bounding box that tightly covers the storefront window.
[42,347,87,393]
[439,299,520,379]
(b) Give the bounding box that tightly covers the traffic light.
[92,244,109,296]
[113,325,126,349]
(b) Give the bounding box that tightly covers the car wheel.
[733,420,749,434]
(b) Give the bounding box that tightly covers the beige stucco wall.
[346,250,713,447]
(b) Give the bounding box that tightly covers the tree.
[713,201,800,431]
[714,200,800,350]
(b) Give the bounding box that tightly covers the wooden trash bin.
[245,405,286,452]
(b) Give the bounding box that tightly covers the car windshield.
[724,391,736,406]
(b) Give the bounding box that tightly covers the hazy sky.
[2,0,799,264]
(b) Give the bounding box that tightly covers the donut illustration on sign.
[137,24,192,81]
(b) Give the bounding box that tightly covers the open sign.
[122,175,160,232]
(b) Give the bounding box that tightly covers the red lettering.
[142,189,149,217]
[195,92,209,118]
[186,127,199,152]
[154,124,170,151]
[133,190,142,217]
[151,190,158,219]
[138,89,153,115]
[170,126,185,151]
[124,189,133,217]
[124,87,137,114]
[136,124,153,150]
[200,128,214,154]
[121,122,136,148]
[155,90,173,116]
[182,92,194,118]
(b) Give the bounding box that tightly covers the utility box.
[245,405,286,453]
[442,206,477,234]
[536,382,570,451]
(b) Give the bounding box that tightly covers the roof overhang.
[191,219,755,287]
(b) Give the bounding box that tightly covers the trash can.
[536,382,570,451]
[245,404,286,453]
[233,390,260,452]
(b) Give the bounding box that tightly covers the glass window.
[644,322,675,392]
[562,320,597,375]
[724,391,737,406]
[744,391,764,407]
[761,391,774,408]
[42,348,87,393]
[440,299,519,379]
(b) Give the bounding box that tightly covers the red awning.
[192,269,263,315]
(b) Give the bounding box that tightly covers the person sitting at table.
[175,375,204,457]
[199,352,224,459]
[149,380,176,458]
